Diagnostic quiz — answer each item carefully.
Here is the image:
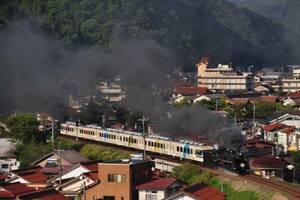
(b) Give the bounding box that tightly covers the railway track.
[244,174,300,199]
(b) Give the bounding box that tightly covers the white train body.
[60,122,214,163]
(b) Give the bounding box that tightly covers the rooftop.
[0,182,35,197]
[251,155,287,169]
[183,183,225,200]
[12,166,47,184]
[136,178,177,190]
[18,188,68,200]
[174,87,208,96]
[33,150,88,166]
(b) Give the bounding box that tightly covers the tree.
[7,113,39,144]
[291,151,300,169]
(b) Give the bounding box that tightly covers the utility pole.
[51,121,55,150]
[215,98,218,111]
[253,104,256,126]
[138,115,147,160]
[58,141,62,186]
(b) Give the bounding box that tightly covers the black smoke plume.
[0,21,243,146]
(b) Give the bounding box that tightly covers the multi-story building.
[97,79,126,102]
[281,78,300,93]
[85,159,153,200]
[197,57,254,92]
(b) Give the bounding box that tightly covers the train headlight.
[240,163,245,168]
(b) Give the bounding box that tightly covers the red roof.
[244,137,275,146]
[13,166,47,184]
[18,188,68,200]
[136,178,177,190]
[263,123,285,132]
[0,182,35,197]
[260,95,278,103]
[183,183,225,200]
[81,160,100,171]
[83,172,98,181]
[174,87,208,96]
[251,156,287,169]
[288,91,300,99]
[281,126,295,134]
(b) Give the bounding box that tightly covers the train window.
[180,147,183,152]
[134,139,137,143]
[177,146,179,152]
[195,150,203,156]
[114,135,116,139]
[190,149,193,154]
[148,141,151,146]
[120,136,122,141]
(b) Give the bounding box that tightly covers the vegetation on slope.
[1,0,298,69]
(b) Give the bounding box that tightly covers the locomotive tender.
[60,122,213,163]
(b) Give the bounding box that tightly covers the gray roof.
[53,150,88,164]
[0,138,16,157]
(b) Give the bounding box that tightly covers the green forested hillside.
[228,0,300,35]
[1,0,299,68]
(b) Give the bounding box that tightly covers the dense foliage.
[1,0,297,68]
[172,163,260,200]
[80,144,130,161]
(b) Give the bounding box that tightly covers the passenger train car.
[60,122,214,163]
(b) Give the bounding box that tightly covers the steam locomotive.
[209,147,249,175]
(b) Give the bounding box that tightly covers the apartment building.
[281,78,300,93]
[197,57,254,92]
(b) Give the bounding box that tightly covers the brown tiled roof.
[288,91,300,99]
[83,172,98,181]
[244,137,275,146]
[230,98,249,105]
[183,183,225,200]
[251,156,287,169]
[136,178,177,190]
[0,182,35,197]
[81,160,100,171]
[174,87,208,96]
[262,123,285,132]
[13,166,47,184]
[260,95,278,104]
[281,126,295,134]
[18,188,68,200]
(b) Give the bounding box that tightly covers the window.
[103,196,115,200]
[177,146,179,152]
[145,193,158,200]
[108,174,126,183]
[1,164,8,169]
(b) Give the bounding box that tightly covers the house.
[165,183,225,200]
[0,138,20,172]
[269,113,300,128]
[262,123,300,152]
[50,160,99,184]
[18,188,68,200]
[136,177,182,200]
[8,166,48,189]
[172,87,208,104]
[243,137,275,157]
[197,57,254,92]
[250,155,287,179]
[0,182,35,199]
[85,159,153,200]
[57,171,98,199]
[32,150,88,167]
[254,85,270,94]
[192,94,225,104]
